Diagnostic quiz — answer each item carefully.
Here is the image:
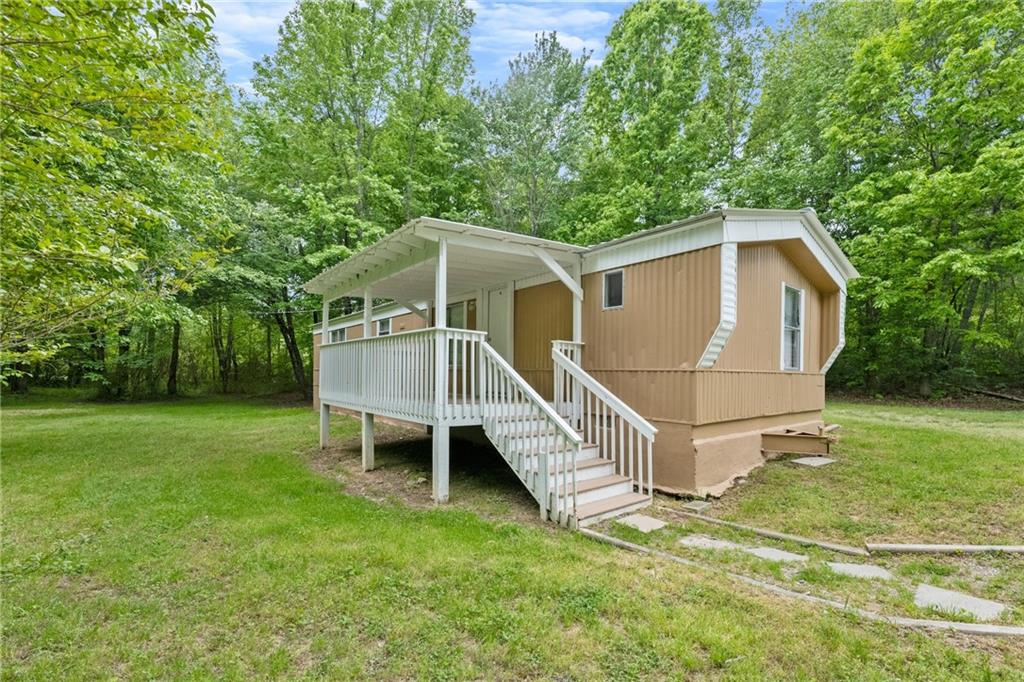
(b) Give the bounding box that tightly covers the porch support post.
[319,293,331,448]
[433,237,449,502]
[361,286,374,471]
[572,261,583,343]
[432,424,449,503]
[320,400,330,449]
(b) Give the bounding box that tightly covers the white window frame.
[602,269,624,310]
[780,283,805,372]
[377,318,391,336]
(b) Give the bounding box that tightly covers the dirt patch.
[307,420,547,528]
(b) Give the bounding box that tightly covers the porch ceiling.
[303,217,585,301]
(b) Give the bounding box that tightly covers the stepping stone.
[827,561,894,580]
[679,534,742,550]
[914,584,1006,621]
[618,513,666,533]
[681,500,712,513]
[743,547,808,563]
[791,456,835,467]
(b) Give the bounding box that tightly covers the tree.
[475,32,589,237]
[0,0,230,382]
[824,0,1024,393]
[565,0,718,244]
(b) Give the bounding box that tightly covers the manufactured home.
[305,208,858,527]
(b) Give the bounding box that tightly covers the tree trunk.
[272,306,310,399]
[266,323,273,379]
[210,307,232,394]
[167,320,181,396]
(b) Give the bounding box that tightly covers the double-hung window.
[377,318,391,336]
[781,284,803,371]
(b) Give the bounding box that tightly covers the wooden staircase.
[487,408,649,527]
[478,340,655,528]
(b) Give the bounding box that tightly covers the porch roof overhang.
[302,217,586,302]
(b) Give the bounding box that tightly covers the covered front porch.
[305,218,590,513]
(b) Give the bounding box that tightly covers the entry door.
[486,286,512,360]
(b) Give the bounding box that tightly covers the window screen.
[603,270,624,309]
[782,286,802,371]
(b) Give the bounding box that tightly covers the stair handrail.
[479,341,581,524]
[551,347,658,440]
[552,344,657,499]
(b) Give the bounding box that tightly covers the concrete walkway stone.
[681,500,712,512]
[618,514,666,533]
[914,584,1006,621]
[679,535,808,562]
[827,562,894,580]
[744,547,808,563]
[678,534,742,550]
[791,456,835,467]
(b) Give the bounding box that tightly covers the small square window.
[603,270,624,310]
[377,318,391,336]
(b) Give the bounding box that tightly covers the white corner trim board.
[820,290,846,373]
[697,242,738,368]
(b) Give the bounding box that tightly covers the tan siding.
[819,291,841,370]
[586,369,824,425]
[716,243,822,372]
[389,311,427,334]
[514,281,572,399]
[690,370,824,423]
[582,246,721,370]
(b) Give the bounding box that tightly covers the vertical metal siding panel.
[716,243,823,372]
[514,281,572,399]
[582,246,722,371]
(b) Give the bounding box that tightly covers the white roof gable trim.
[582,208,858,292]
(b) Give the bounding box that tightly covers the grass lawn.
[611,401,1024,634]
[2,394,1022,679]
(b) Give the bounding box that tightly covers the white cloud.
[469,2,624,83]
[212,1,295,39]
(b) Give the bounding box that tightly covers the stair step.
[556,474,631,496]
[546,456,610,474]
[574,492,651,526]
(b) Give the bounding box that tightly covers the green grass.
[615,400,1024,633]
[703,401,1024,546]
[2,395,1022,679]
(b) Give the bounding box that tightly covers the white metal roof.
[302,208,858,302]
[303,217,584,301]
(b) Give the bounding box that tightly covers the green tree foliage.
[565,0,718,243]
[475,32,589,237]
[0,0,231,379]
[737,0,1023,394]
[6,0,1022,398]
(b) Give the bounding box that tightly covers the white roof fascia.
[582,214,724,275]
[722,215,849,293]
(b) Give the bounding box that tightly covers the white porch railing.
[318,328,484,425]
[552,341,657,498]
[480,343,581,525]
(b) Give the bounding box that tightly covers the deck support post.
[361,412,375,471]
[319,401,330,449]
[360,286,374,469]
[432,424,450,503]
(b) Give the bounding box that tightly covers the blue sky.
[212,1,795,93]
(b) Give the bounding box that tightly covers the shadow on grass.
[313,422,543,525]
